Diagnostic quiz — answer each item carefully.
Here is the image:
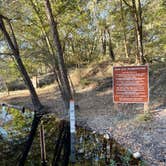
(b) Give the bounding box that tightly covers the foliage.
[135,112,153,122]
[121,151,132,165]
[0,1,165,164]
[80,78,92,88]
[0,0,165,83]
[3,108,33,142]
[110,159,116,166]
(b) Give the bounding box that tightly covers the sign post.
[113,65,149,103]
[69,100,76,163]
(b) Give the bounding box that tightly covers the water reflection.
[0,106,12,122]
[0,106,13,138]
[0,127,8,138]
[0,107,144,166]
[0,106,33,140]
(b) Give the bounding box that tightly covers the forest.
[0,0,166,166]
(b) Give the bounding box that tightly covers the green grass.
[135,112,153,122]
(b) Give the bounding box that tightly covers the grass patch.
[135,112,153,122]
[80,78,93,88]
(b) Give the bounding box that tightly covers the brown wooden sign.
[113,65,149,103]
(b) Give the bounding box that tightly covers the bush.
[7,80,27,91]
[38,73,55,87]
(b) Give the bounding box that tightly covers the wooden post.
[40,122,47,166]
[144,102,149,114]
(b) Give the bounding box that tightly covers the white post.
[69,100,76,163]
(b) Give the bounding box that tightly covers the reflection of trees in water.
[0,107,33,165]
[0,112,142,165]
[0,106,33,141]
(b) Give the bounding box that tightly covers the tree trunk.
[14,56,43,110]
[101,30,107,56]
[52,67,67,109]
[29,0,70,110]
[122,0,146,64]
[18,115,41,166]
[132,0,146,64]
[120,0,129,58]
[137,0,146,64]
[44,0,72,108]
[107,29,115,61]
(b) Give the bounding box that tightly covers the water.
[0,107,145,166]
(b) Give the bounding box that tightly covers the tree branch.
[122,0,133,8]
[7,20,19,51]
[0,52,13,55]
[0,17,17,53]
[0,15,11,21]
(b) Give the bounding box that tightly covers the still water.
[0,106,145,166]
